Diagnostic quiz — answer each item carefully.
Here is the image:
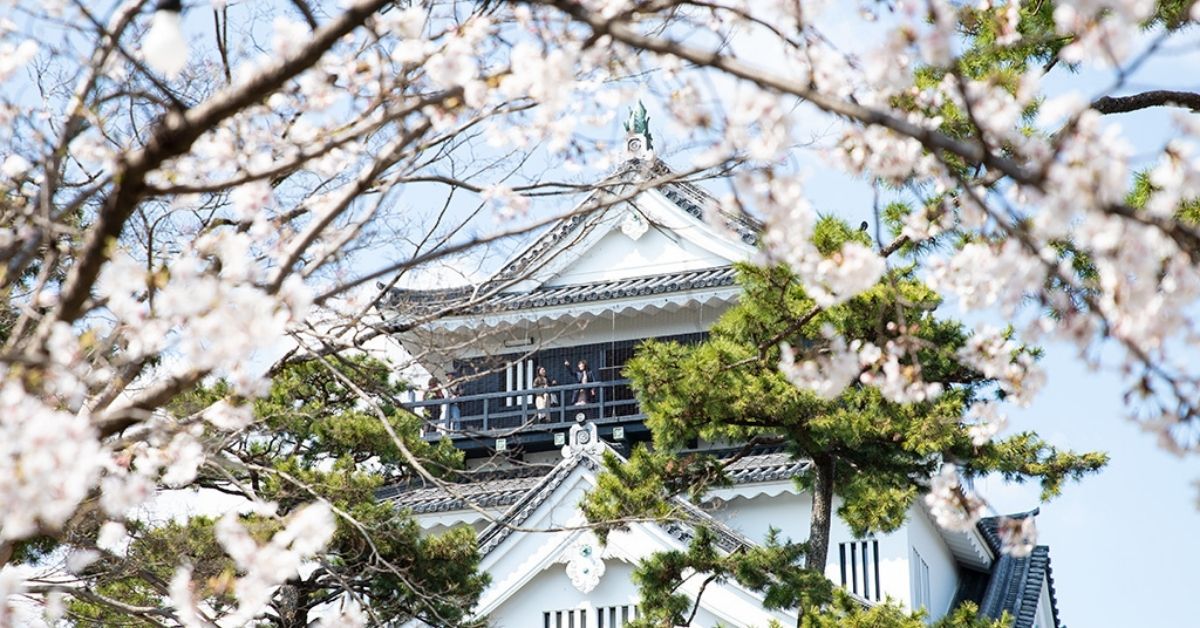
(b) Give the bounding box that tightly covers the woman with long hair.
[532,366,555,422]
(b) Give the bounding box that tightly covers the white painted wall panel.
[906,506,960,620]
[544,226,733,287]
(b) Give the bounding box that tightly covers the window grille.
[543,608,587,628]
[595,605,638,628]
[911,547,931,610]
[838,539,882,601]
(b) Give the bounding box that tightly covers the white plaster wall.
[704,489,914,606]
[489,561,629,628]
[905,506,960,620]
[487,560,734,628]
[544,225,733,287]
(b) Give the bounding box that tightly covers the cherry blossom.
[925,463,986,532]
[779,338,862,401]
[0,383,103,542]
[96,522,128,555]
[1,0,1199,620]
[143,4,188,79]
[214,503,338,624]
[966,402,1009,447]
[996,516,1038,557]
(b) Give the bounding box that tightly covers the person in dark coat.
[565,359,596,406]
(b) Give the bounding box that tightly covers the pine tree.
[65,357,489,627]
[583,217,1106,626]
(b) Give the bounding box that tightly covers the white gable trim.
[705,479,798,503]
[471,451,796,626]
[919,502,994,571]
[637,188,756,264]
[502,181,755,292]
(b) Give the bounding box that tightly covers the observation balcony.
[404,379,649,456]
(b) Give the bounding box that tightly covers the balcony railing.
[405,378,643,437]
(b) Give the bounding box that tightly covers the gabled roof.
[444,433,797,627]
[380,157,759,321]
[480,444,758,555]
[484,158,759,286]
[475,451,597,555]
[380,447,807,516]
[382,265,739,318]
[970,511,1062,628]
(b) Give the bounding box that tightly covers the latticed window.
[542,605,638,628]
[544,608,587,628]
[596,605,638,627]
[838,539,882,601]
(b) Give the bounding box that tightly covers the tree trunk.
[805,453,835,573]
[273,582,309,628]
[798,453,835,627]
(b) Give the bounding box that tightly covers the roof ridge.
[476,453,592,555]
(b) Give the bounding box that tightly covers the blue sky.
[385,9,1200,624]
[776,19,1200,627]
[8,2,1194,624]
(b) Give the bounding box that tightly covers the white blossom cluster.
[965,402,1009,447]
[925,463,987,532]
[0,382,103,543]
[3,0,1200,617]
[754,176,887,307]
[960,327,1046,407]
[778,336,863,401]
[996,515,1039,557]
[168,504,339,628]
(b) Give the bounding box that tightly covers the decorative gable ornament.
[623,101,654,161]
[619,209,649,240]
[561,422,603,458]
[562,533,606,593]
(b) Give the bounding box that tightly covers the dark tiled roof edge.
[380,449,808,515]
[378,157,759,317]
[976,511,1061,628]
[475,454,595,555]
[383,265,740,317]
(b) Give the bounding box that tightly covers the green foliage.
[626,527,830,628]
[800,592,1007,628]
[71,356,488,627]
[584,215,1104,623]
[70,518,238,627]
[582,447,685,543]
[1127,169,1200,225]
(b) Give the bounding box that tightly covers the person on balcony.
[565,359,597,408]
[425,376,445,432]
[444,371,462,429]
[532,366,556,422]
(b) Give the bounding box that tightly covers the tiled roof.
[973,511,1062,628]
[476,454,594,555]
[381,266,739,317]
[381,449,806,516]
[648,160,760,246]
[376,465,553,515]
[466,446,760,558]
[724,451,810,484]
[378,157,757,319]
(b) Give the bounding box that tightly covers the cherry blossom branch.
[45,0,394,333]
[539,0,1040,187]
